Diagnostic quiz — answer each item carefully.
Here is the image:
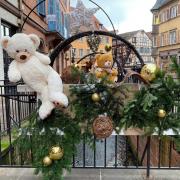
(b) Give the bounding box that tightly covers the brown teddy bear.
[95,53,118,82]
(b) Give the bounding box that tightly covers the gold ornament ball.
[43,156,52,166]
[91,93,101,102]
[140,64,158,82]
[158,109,166,118]
[105,44,112,52]
[49,146,64,160]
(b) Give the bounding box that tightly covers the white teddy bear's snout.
[16,51,31,63]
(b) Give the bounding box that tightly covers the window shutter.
[166,33,169,45]
[167,9,170,20]
[178,4,180,15]
[159,13,162,23]
[48,0,56,31]
[178,30,180,43]
[157,35,160,47]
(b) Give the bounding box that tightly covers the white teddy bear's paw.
[39,101,54,120]
[8,73,21,83]
[49,92,69,108]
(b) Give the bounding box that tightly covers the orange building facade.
[71,16,112,68]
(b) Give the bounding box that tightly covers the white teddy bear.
[1,33,68,119]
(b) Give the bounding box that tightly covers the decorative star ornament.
[70,0,99,34]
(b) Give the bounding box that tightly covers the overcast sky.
[70,0,157,33]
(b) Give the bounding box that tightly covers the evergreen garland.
[70,79,129,135]
[120,58,180,136]
[15,59,180,179]
[16,109,81,180]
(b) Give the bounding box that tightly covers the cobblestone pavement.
[0,168,180,180]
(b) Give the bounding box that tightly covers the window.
[1,24,10,37]
[170,6,177,18]
[161,12,166,22]
[144,48,150,54]
[79,49,83,58]
[140,47,144,54]
[153,36,157,47]
[37,0,46,17]
[169,30,176,44]
[47,0,56,30]
[79,38,83,42]
[105,37,109,43]
[61,12,65,35]
[160,34,164,46]
[153,15,159,24]
[132,37,137,44]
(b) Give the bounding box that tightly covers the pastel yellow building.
[151,0,180,69]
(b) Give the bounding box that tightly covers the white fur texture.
[1,33,68,119]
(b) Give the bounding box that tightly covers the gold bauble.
[49,146,64,160]
[43,156,52,166]
[105,44,112,52]
[91,93,101,102]
[140,64,158,82]
[158,109,166,118]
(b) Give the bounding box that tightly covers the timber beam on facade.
[0,0,20,18]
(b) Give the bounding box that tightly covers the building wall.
[7,0,19,7]
[72,36,112,62]
[114,30,154,66]
[0,1,19,82]
[0,0,71,79]
[152,0,180,69]
[130,31,154,63]
[22,0,50,53]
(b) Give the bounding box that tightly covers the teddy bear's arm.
[8,61,21,82]
[111,68,118,76]
[35,52,51,65]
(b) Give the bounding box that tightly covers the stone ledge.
[0,168,180,180]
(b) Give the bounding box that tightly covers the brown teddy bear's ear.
[28,34,40,49]
[1,36,10,49]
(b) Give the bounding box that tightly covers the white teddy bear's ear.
[1,36,10,49]
[28,34,40,49]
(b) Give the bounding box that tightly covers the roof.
[151,0,172,11]
[146,32,153,40]
[119,30,144,40]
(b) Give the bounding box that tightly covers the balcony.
[152,24,159,34]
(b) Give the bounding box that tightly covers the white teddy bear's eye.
[16,50,19,53]
[25,49,27,52]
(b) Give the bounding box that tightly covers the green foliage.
[70,78,128,135]
[15,58,180,180]
[121,59,180,136]
[16,109,81,180]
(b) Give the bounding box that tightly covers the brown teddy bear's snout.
[104,61,112,67]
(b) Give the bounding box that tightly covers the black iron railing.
[0,82,179,178]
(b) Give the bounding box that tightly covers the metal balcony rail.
[0,82,179,179]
